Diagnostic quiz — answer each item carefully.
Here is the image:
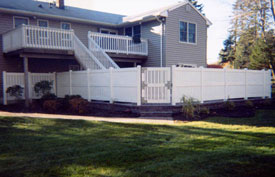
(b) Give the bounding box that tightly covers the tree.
[219,35,236,65]
[188,0,204,13]
[271,0,275,22]
[249,30,275,72]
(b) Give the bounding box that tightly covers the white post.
[109,67,113,103]
[87,69,91,101]
[28,72,32,100]
[200,66,204,103]
[69,70,72,95]
[53,72,57,95]
[126,40,129,55]
[244,68,248,100]
[262,69,266,99]
[172,65,176,106]
[223,68,228,101]
[137,66,141,106]
[3,71,7,105]
[23,57,30,107]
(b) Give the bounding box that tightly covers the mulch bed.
[0,102,140,118]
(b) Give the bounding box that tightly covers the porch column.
[24,57,30,108]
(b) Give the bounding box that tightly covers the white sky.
[61,0,235,64]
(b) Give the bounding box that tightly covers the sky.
[55,0,236,64]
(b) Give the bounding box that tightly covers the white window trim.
[60,22,71,30]
[99,28,118,35]
[37,19,49,27]
[13,16,29,29]
[179,20,197,45]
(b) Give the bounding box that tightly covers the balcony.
[2,25,74,54]
[89,32,148,56]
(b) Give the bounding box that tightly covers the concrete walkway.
[0,111,177,125]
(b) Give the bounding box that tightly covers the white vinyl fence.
[2,72,56,105]
[56,66,141,105]
[171,66,272,105]
[2,67,272,106]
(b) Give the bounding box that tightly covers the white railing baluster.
[89,32,148,56]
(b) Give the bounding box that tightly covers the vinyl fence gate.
[141,67,171,104]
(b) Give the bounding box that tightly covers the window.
[38,20,48,27]
[61,22,71,30]
[180,21,196,44]
[99,28,117,35]
[125,27,132,36]
[133,25,141,38]
[13,16,29,28]
[125,25,141,37]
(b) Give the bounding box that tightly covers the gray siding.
[141,20,162,67]
[165,4,207,67]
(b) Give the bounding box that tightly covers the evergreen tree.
[188,0,204,13]
[219,35,236,65]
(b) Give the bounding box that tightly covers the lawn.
[0,110,275,177]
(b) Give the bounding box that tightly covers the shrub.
[41,93,57,100]
[34,80,53,97]
[262,99,272,107]
[6,85,24,99]
[64,95,82,100]
[181,96,198,119]
[43,100,61,113]
[224,100,236,111]
[69,98,89,114]
[244,100,254,108]
[196,106,210,116]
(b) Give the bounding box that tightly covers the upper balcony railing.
[89,32,148,56]
[3,25,74,53]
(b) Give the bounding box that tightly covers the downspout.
[156,17,163,67]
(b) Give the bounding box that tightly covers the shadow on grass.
[0,116,275,177]
[204,109,275,127]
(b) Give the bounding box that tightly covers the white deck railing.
[88,32,120,69]
[3,25,74,53]
[89,32,148,56]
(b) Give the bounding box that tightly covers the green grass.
[0,110,275,177]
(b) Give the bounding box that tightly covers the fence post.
[244,68,248,100]
[262,69,266,99]
[200,66,204,103]
[69,70,72,95]
[171,65,176,106]
[2,71,7,105]
[137,66,141,106]
[87,69,91,101]
[28,72,32,100]
[223,68,228,101]
[109,67,113,103]
[126,40,129,55]
[53,72,57,96]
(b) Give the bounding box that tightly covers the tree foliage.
[188,0,204,13]
[219,0,274,72]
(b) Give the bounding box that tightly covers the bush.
[224,100,236,111]
[262,99,272,107]
[6,85,24,99]
[43,100,61,113]
[245,100,254,108]
[181,96,198,119]
[34,80,53,97]
[196,106,210,116]
[69,98,89,114]
[41,93,57,100]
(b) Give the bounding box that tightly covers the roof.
[0,0,125,25]
[123,1,212,26]
[0,0,212,26]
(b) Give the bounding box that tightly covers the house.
[0,0,211,99]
